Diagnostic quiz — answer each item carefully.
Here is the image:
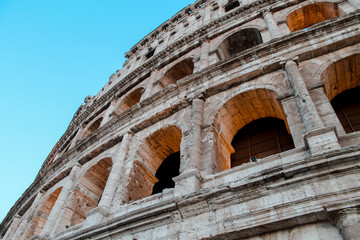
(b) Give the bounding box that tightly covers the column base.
[83,206,109,228]
[304,126,341,155]
[173,169,202,196]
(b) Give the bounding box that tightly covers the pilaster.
[12,191,44,240]
[84,131,133,226]
[281,58,340,155]
[174,97,204,196]
[40,164,81,238]
[262,10,281,39]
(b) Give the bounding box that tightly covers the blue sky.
[0,0,194,223]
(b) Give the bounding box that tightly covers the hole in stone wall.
[217,28,263,60]
[25,187,63,239]
[152,151,180,195]
[145,48,156,59]
[331,87,360,133]
[159,59,194,88]
[231,118,295,168]
[224,1,240,12]
[287,2,340,32]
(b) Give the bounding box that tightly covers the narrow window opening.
[152,151,180,195]
[224,1,240,12]
[145,48,156,59]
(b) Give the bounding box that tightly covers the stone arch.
[81,117,103,139]
[115,87,144,115]
[320,54,360,133]
[25,187,63,239]
[217,28,263,60]
[287,2,341,32]
[212,88,293,172]
[125,125,182,202]
[56,158,112,230]
[159,58,194,88]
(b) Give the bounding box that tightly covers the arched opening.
[231,118,295,167]
[152,151,180,195]
[115,87,144,115]
[217,28,263,60]
[25,187,62,239]
[321,54,360,134]
[159,59,194,88]
[212,89,294,172]
[126,126,182,203]
[56,158,112,230]
[82,117,103,139]
[287,2,340,32]
[331,87,360,133]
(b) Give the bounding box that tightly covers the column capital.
[280,56,299,69]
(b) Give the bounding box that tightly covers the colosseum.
[1,0,360,239]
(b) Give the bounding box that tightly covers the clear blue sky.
[0,0,194,223]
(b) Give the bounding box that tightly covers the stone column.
[347,0,360,9]
[200,39,210,70]
[174,98,204,195]
[100,100,118,127]
[12,191,44,240]
[262,10,281,39]
[40,164,80,238]
[282,58,340,154]
[84,131,133,226]
[283,59,324,132]
[336,208,360,240]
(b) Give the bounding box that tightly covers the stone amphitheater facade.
[1,0,360,239]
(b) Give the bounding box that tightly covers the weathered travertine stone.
[1,1,360,239]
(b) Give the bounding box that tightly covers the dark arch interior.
[331,87,360,133]
[160,59,194,87]
[231,118,295,168]
[218,28,263,59]
[152,151,180,195]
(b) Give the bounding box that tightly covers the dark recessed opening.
[145,48,156,59]
[331,87,360,133]
[225,1,240,12]
[231,118,294,168]
[152,151,180,195]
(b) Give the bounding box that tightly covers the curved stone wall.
[1,0,360,239]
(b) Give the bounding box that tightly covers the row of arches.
[68,1,345,148]
[21,52,360,239]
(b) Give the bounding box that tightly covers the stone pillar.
[12,191,44,240]
[336,208,360,240]
[200,39,210,70]
[40,164,80,238]
[100,100,118,127]
[174,98,204,195]
[2,215,21,240]
[84,131,133,226]
[347,0,360,9]
[282,58,340,154]
[262,10,281,39]
[141,69,159,100]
